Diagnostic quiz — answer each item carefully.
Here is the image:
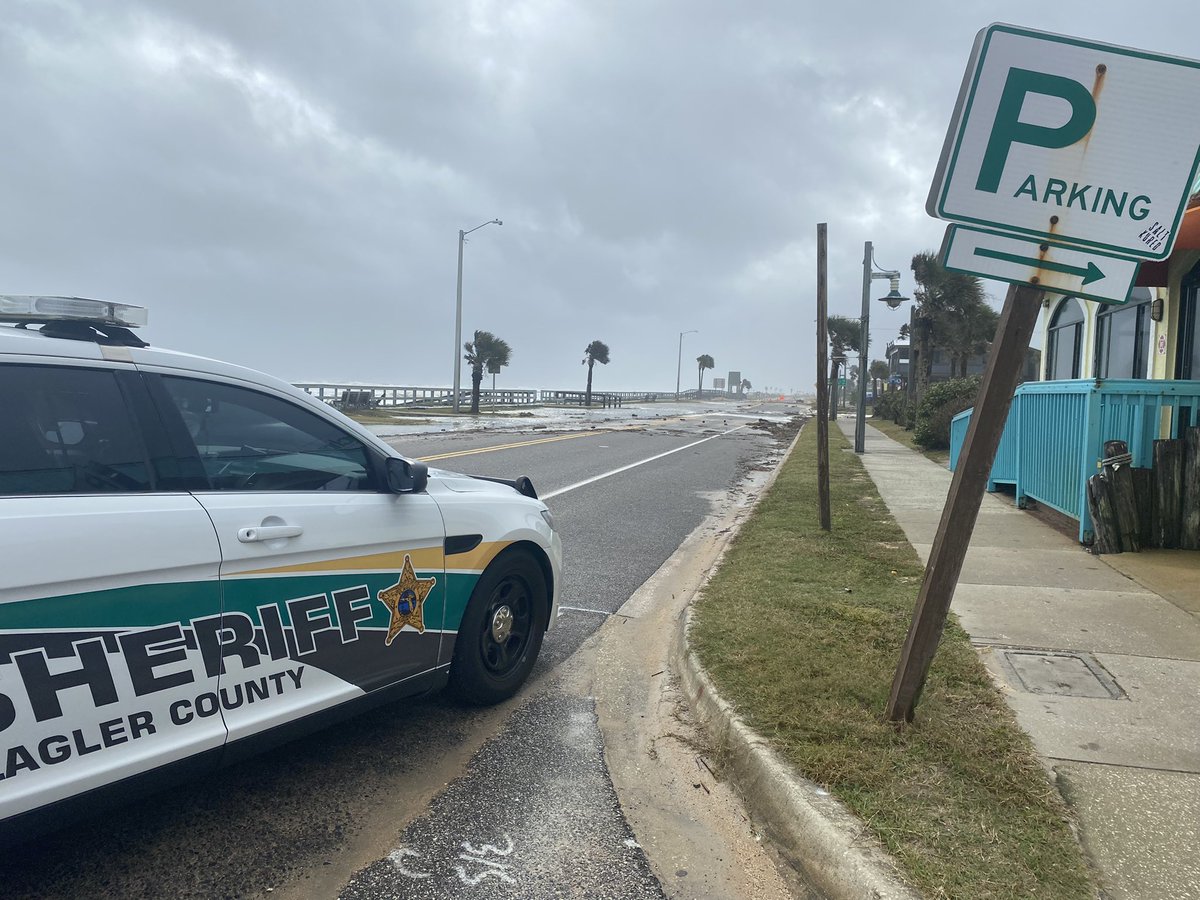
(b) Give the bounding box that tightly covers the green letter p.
[975,67,1096,194]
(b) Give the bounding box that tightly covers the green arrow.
[973,247,1105,285]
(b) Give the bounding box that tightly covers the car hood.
[427,467,529,497]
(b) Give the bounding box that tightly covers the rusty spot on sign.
[1078,64,1106,156]
[1093,64,1107,103]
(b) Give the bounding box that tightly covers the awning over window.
[1136,260,1168,286]
[1177,194,1200,251]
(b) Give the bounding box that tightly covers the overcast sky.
[2,1,1194,394]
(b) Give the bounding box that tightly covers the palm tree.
[909,251,988,400]
[741,378,752,395]
[827,315,862,418]
[582,340,610,407]
[696,354,715,396]
[463,330,512,414]
[946,300,998,377]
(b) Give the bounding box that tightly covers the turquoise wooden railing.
[950,379,1200,541]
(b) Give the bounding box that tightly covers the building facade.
[950,182,1200,543]
[1039,214,1200,387]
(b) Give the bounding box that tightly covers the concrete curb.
[672,423,922,900]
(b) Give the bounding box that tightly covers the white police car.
[0,296,562,842]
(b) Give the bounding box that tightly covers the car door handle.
[238,525,304,543]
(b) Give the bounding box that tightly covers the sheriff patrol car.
[0,296,562,842]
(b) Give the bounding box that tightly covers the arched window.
[1095,287,1152,379]
[1046,297,1085,380]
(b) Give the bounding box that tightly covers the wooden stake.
[816,224,831,532]
[885,282,1042,723]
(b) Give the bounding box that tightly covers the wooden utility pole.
[885,282,1042,722]
[816,224,831,531]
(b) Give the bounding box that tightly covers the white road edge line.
[542,424,749,500]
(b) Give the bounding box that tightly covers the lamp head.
[876,275,908,309]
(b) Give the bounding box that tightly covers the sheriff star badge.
[379,555,437,645]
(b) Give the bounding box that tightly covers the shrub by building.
[913,376,982,450]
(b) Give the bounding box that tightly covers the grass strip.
[691,423,1095,899]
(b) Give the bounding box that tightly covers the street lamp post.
[675,330,697,401]
[830,355,846,420]
[854,240,909,452]
[453,218,503,413]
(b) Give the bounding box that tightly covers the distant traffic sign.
[928,24,1200,261]
[940,225,1141,305]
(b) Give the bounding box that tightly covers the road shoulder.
[593,421,916,899]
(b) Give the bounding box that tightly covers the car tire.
[448,550,548,705]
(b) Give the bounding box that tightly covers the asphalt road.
[1,401,804,899]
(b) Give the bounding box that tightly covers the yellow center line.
[417,430,611,461]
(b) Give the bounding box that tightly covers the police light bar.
[0,295,148,328]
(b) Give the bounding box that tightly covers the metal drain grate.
[998,649,1126,700]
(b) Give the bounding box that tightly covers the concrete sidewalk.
[841,420,1200,900]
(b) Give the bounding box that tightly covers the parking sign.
[928,24,1200,261]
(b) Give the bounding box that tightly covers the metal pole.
[907,303,917,412]
[855,241,871,453]
[676,331,683,401]
[675,330,696,401]
[830,358,842,420]
[451,219,502,413]
[453,229,465,413]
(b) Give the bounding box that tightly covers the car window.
[0,364,152,495]
[160,376,378,492]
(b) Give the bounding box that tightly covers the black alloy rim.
[479,574,533,676]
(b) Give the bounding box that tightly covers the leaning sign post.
[886,24,1200,723]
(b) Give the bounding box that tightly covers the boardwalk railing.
[542,390,625,407]
[294,384,670,409]
[540,390,668,407]
[950,379,1200,542]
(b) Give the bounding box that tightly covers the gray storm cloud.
[1,0,1191,391]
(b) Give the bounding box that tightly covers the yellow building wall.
[1037,251,1200,383]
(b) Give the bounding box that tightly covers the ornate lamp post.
[855,241,909,452]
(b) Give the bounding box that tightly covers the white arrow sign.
[940,225,1141,305]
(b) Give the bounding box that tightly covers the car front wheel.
[448,550,548,704]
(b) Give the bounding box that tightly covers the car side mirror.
[386,457,428,494]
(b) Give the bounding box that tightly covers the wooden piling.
[1182,427,1200,550]
[1102,440,1140,553]
[1087,475,1121,554]
[1154,439,1183,549]
[1132,468,1154,549]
